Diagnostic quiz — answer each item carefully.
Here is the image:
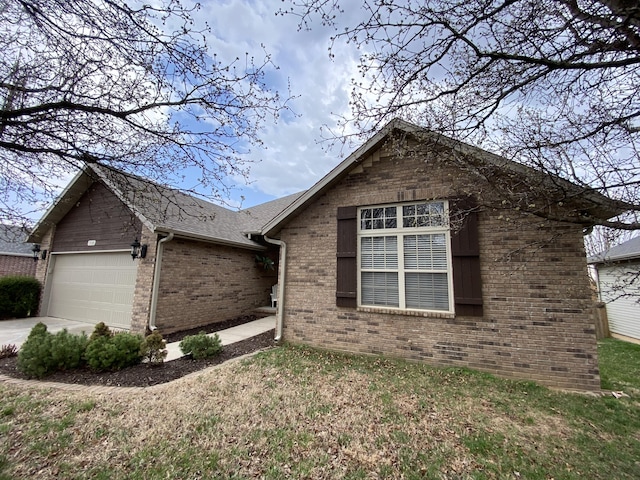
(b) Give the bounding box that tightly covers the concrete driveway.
[0,317,95,349]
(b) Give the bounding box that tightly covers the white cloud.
[194,0,365,206]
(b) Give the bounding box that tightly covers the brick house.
[28,165,301,334]
[257,119,622,391]
[0,224,37,278]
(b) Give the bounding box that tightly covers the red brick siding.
[153,238,277,334]
[278,149,600,391]
[0,255,36,278]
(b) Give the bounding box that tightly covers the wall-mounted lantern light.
[31,244,47,261]
[31,244,40,262]
[130,238,148,260]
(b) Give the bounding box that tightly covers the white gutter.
[263,235,286,341]
[148,233,174,331]
[155,228,267,251]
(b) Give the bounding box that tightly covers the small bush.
[179,332,222,360]
[89,322,113,342]
[0,276,41,319]
[17,323,89,378]
[0,344,18,359]
[140,331,167,365]
[16,322,53,378]
[50,330,88,371]
[85,332,143,372]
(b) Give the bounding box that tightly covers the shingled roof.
[589,235,640,264]
[28,165,304,249]
[0,224,34,256]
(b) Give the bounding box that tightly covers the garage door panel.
[47,253,137,329]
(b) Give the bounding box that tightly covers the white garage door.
[47,252,137,329]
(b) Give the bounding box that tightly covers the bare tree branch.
[1,0,290,225]
[281,0,640,235]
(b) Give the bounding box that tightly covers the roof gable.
[29,165,303,249]
[262,119,626,236]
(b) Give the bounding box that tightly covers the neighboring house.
[0,224,37,278]
[589,236,640,342]
[28,165,302,334]
[256,119,623,391]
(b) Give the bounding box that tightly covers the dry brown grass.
[1,344,639,479]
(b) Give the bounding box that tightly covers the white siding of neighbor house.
[598,264,640,340]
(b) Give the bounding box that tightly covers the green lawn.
[0,339,639,479]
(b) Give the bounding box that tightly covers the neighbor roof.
[588,236,640,264]
[28,165,304,250]
[0,224,34,256]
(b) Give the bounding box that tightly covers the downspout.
[263,235,286,342]
[148,233,174,331]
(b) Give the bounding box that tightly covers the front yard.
[1,339,639,479]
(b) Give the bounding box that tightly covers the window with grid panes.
[358,201,453,312]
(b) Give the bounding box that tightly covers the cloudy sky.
[192,0,365,208]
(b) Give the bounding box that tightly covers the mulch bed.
[0,316,276,388]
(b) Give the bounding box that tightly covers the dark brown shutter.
[336,206,358,308]
[450,198,483,316]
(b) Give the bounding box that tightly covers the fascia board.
[153,228,267,251]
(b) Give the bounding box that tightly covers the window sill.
[357,306,456,319]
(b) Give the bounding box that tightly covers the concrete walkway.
[164,316,275,361]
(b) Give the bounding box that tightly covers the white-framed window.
[358,201,453,313]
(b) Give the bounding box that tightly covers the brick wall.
[277,148,600,391]
[153,238,277,334]
[130,225,156,333]
[0,255,36,278]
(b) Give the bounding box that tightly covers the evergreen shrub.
[0,276,41,319]
[140,331,167,365]
[179,332,222,359]
[85,332,143,371]
[17,324,90,378]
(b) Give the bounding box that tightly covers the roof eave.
[589,253,640,265]
[89,165,157,233]
[262,118,627,235]
[0,252,32,257]
[154,227,267,251]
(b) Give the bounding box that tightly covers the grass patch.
[598,338,640,393]
[0,340,638,479]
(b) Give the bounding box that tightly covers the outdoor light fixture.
[31,244,40,262]
[130,238,148,260]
